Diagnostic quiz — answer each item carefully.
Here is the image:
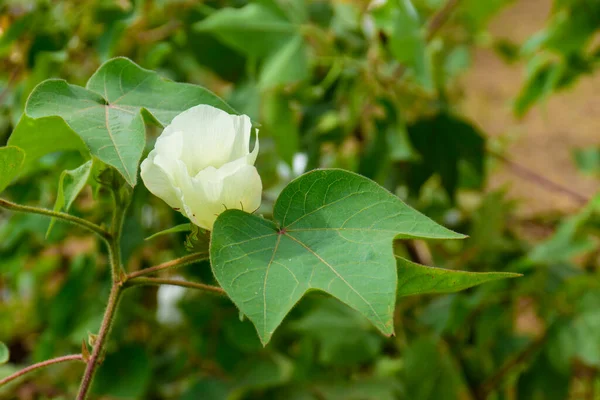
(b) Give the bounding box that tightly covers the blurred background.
[0,0,599,399]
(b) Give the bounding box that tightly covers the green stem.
[0,354,85,387]
[76,185,130,399]
[125,277,225,295]
[76,284,123,400]
[126,252,209,280]
[108,190,127,280]
[0,198,110,241]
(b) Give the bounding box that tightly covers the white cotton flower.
[141,105,262,230]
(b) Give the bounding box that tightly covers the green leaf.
[92,344,152,398]
[262,91,299,165]
[47,160,94,237]
[396,257,520,297]
[0,342,9,364]
[292,298,383,366]
[548,310,600,373]
[8,114,89,173]
[372,0,431,89]
[573,147,600,176]
[528,194,600,264]
[0,146,25,194]
[194,4,296,58]
[25,57,235,186]
[210,169,464,345]
[402,337,469,400]
[145,223,192,241]
[259,34,309,88]
[407,114,486,198]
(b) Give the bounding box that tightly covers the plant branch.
[0,199,110,241]
[76,185,130,399]
[488,150,590,206]
[125,277,225,295]
[76,284,123,400]
[0,354,84,387]
[426,0,461,41]
[126,252,209,280]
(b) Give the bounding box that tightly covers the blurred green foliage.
[0,0,599,399]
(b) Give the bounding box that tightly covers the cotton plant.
[0,58,517,397]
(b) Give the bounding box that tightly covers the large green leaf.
[210,169,464,345]
[396,257,519,297]
[0,146,25,194]
[25,57,234,186]
[8,114,89,172]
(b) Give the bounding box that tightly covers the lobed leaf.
[25,57,234,186]
[210,169,465,345]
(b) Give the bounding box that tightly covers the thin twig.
[426,0,461,41]
[126,252,209,280]
[489,150,590,206]
[126,277,226,295]
[0,354,84,386]
[76,284,122,399]
[0,199,110,241]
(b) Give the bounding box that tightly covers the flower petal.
[140,154,183,210]
[229,113,253,159]
[219,164,262,214]
[167,105,238,174]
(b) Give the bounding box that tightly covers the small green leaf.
[0,146,25,194]
[372,0,431,89]
[396,257,520,297]
[195,4,296,58]
[8,114,89,172]
[47,160,94,237]
[529,194,600,264]
[25,57,235,186]
[262,91,299,165]
[0,342,9,364]
[145,223,192,241]
[259,34,309,88]
[211,169,464,345]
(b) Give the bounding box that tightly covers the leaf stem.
[0,354,84,387]
[0,198,110,241]
[126,252,209,280]
[76,284,123,400]
[125,277,225,295]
